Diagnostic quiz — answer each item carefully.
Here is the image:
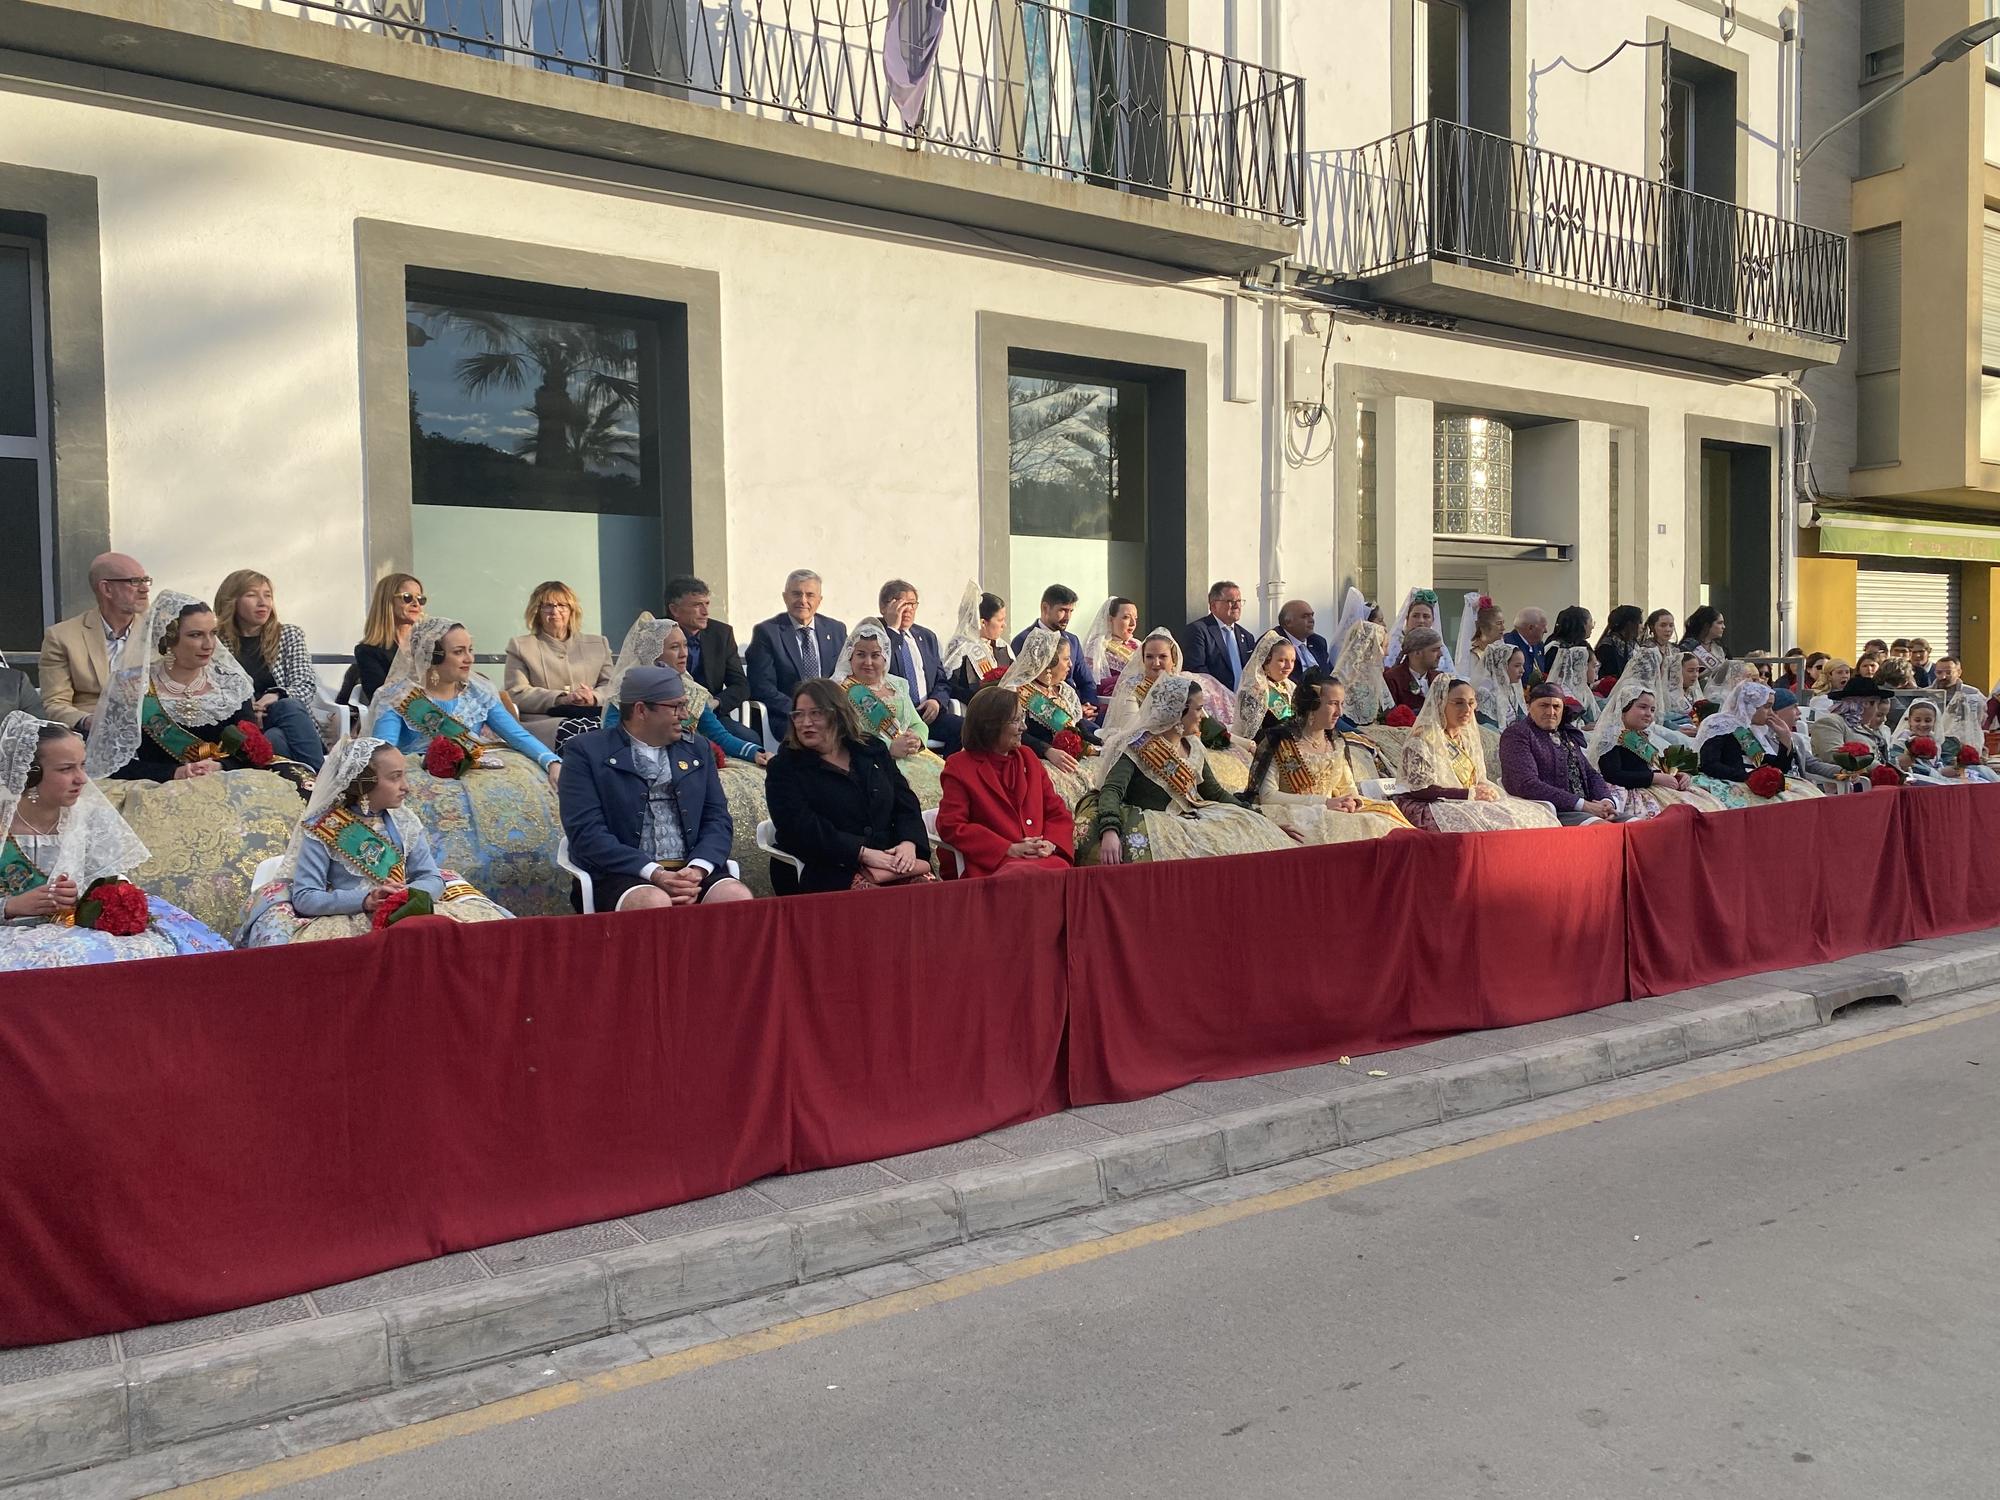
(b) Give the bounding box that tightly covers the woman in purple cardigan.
[1498,683,1622,825]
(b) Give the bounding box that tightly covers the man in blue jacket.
[746,569,848,741]
[1010,583,1100,716]
[558,665,752,911]
[1181,580,1259,691]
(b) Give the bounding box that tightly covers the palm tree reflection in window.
[407,300,647,514]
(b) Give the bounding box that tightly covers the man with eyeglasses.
[39,553,153,734]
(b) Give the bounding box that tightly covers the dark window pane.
[0,458,44,647]
[406,288,663,654]
[0,246,37,440]
[1008,367,1149,619]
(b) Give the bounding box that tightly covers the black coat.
[683,620,748,717]
[114,699,260,780]
[764,738,929,894]
[1698,733,1796,784]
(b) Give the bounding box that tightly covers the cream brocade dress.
[1397,729,1560,833]
[1255,735,1413,844]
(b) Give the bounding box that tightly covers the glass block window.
[1432,413,1513,536]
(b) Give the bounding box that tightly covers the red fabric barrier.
[1899,782,2000,938]
[0,875,1066,1348]
[1063,824,1628,1103]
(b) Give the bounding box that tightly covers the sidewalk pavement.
[8,929,2000,1493]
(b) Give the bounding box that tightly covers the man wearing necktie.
[746,568,848,740]
[879,578,961,754]
[1182,580,1259,692]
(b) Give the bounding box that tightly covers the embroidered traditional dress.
[1394,708,1558,833]
[1253,733,1413,844]
[1082,733,1293,864]
[842,673,945,806]
[1593,728,1725,816]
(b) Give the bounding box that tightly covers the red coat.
[937,746,1075,880]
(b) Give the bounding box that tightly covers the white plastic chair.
[561,837,743,914]
[756,819,803,879]
[922,807,964,879]
[250,855,282,891]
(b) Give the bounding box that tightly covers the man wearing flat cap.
[558,664,753,911]
[1382,626,1447,717]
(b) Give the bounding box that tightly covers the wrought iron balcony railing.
[1305,119,1847,343]
[290,0,1306,223]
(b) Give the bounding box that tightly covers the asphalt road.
[274,1008,2000,1500]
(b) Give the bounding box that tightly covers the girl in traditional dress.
[1453,594,1506,683]
[1546,642,1600,727]
[1082,674,1295,865]
[2,713,229,968]
[1079,595,1142,700]
[941,583,1012,702]
[1330,617,1391,727]
[1383,588,1453,677]
[239,737,511,944]
[1247,676,1414,843]
[1393,679,1558,832]
[1231,632,1299,742]
[1469,640,1526,731]
[1888,700,1999,784]
[1694,679,1821,806]
[834,620,945,805]
[1588,683,1724,815]
[998,625,1104,806]
[364,616,566,915]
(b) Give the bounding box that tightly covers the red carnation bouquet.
[220,719,275,768]
[981,666,1008,685]
[1746,765,1786,799]
[710,739,728,770]
[1592,675,1618,698]
[1957,742,1984,768]
[73,877,150,936]
[1692,698,1720,723]
[371,888,436,931]
[423,736,478,779]
[1052,728,1094,759]
[1867,764,1902,788]
[1907,735,1939,762]
[1829,740,1875,776]
[1382,705,1417,728]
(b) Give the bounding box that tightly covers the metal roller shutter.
[1855,564,1957,658]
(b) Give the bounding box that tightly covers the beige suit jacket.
[38,608,124,730]
[503,632,612,716]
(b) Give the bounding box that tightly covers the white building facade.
[0,0,1845,666]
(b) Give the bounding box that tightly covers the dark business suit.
[1284,631,1333,680]
[746,612,848,740]
[558,724,734,907]
[1504,631,1549,682]
[1009,625,1101,709]
[1181,614,1259,692]
[679,619,748,719]
[882,620,961,754]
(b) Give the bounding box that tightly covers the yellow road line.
[163,996,2000,1499]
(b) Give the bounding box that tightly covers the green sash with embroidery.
[1618,729,1659,766]
[1264,685,1294,724]
[844,680,899,741]
[140,692,218,764]
[307,806,406,885]
[0,836,48,897]
[398,689,478,748]
[1731,726,1766,767]
[1022,688,1075,735]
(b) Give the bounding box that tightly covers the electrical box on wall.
[1285,333,1326,412]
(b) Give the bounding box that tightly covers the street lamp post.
[1795,15,2000,179]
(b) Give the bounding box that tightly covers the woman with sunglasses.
[348,574,427,705]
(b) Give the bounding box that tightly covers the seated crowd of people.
[6,557,1998,971]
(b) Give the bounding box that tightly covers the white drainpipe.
[1260,0,1288,634]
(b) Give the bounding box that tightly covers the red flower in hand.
[232,719,275,767]
[981,667,1008,684]
[1908,736,1939,761]
[1958,743,1984,767]
[1382,705,1416,728]
[1867,764,1902,788]
[423,737,468,779]
[76,878,150,935]
[1746,765,1786,799]
[1592,676,1617,698]
[711,739,728,770]
[1052,728,1087,758]
[1838,741,1871,759]
[371,888,415,931]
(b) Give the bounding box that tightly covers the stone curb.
[7,939,1999,1488]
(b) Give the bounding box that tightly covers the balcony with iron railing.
[1301,119,1848,373]
[1,0,1304,271]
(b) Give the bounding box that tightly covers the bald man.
[1277,599,1330,679]
[39,551,152,732]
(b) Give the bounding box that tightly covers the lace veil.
[1409,675,1487,784]
[84,589,257,780]
[1094,670,1201,786]
[2,711,151,884]
[1469,640,1524,731]
[1103,627,1181,735]
[1694,678,1776,753]
[1078,596,1123,689]
[940,581,996,680]
[1328,586,1371,662]
[1000,625,1068,697]
[274,735,423,882]
[1451,592,1489,678]
[1232,631,1292,741]
[1384,587,1454,675]
[1935,685,1986,751]
[606,613,675,708]
[1546,645,1598,724]
[832,619,897,683]
[1332,619,1389,724]
[1588,679,1663,762]
[364,617,500,736]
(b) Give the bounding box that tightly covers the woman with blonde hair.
[346,572,426,706]
[213,569,326,771]
[504,580,612,749]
